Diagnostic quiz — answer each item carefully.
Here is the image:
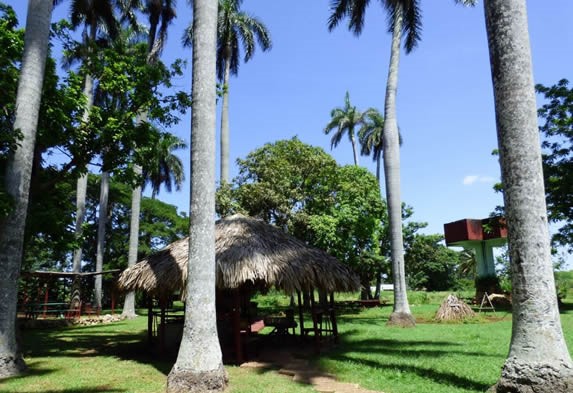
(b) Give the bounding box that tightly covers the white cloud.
[463,175,496,186]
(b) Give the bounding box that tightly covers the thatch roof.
[117,214,360,297]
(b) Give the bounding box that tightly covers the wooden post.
[297,291,304,337]
[147,297,153,345]
[310,289,320,354]
[330,292,338,343]
[42,282,49,318]
[159,297,166,354]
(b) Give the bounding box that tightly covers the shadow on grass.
[333,333,496,359]
[19,323,174,377]
[324,353,492,392]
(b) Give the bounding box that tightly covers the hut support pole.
[330,292,338,343]
[42,282,49,318]
[147,297,153,344]
[297,291,304,336]
[310,290,320,354]
[159,298,166,354]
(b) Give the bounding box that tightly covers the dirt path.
[241,346,383,393]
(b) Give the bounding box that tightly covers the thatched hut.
[118,214,359,296]
[117,214,360,362]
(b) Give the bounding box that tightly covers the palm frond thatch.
[434,294,476,322]
[117,214,360,297]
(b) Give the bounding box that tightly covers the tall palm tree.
[69,0,120,311]
[118,0,178,319]
[358,108,384,183]
[484,0,573,390]
[166,0,226,391]
[0,0,53,378]
[69,0,119,275]
[324,91,367,166]
[183,0,272,184]
[328,0,475,327]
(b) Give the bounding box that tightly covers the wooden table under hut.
[117,214,360,364]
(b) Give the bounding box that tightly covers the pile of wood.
[434,294,476,322]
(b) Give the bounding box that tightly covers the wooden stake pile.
[434,294,476,322]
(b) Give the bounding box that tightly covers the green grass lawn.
[2,293,572,393]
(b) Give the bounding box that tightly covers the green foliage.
[536,79,573,252]
[217,138,385,286]
[0,3,23,218]
[404,234,461,291]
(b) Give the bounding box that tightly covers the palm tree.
[69,0,119,275]
[484,0,573,390]
[328,0,475,327]
[166,0,226,391]
[324,91,367,166]
[328,1,417,326]
[183,0,272,184]
[118,0,178,319]
[68,0,120,311]
[358,108,385,183]
[0,0,53,378]
[142,132,186,199]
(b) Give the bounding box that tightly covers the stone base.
[491,359,573,393]
[167,365,227,393]
[0,354,27,379]
[387,312,416,327]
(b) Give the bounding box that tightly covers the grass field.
[1,291,572,393]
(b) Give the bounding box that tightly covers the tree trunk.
[0,0,52,378]
[166,0,226,391]
[383,4,415,328]
[72,173,88,272]
[219,51,231,184]
[484,1,573,391]
[94,171,110,312]
[349,128,359,166]
[122,164,142,319]
[72,19,96,274]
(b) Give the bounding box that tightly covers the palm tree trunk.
[72,73,94,273]
[220,52,231,184]
[383,3,414,327]
[122,164,141,319]
[166,0,226,391]
[72,21,97,273]
[94,171,110,312]
[0,0,52,378]
[350,129,359,166]
[484,0,573,390]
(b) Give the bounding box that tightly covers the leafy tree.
[0,0,53,378]
[217,138,385,293]
[306,165,384,295]
[483,0,573,390]
[404,234,460,291]
[227,137,338,229]
[167,0,227,391]
[324,91,368,166]
[183,0,272,184]
[536,79,573,252]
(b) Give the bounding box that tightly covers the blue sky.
[9,1,573,240]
